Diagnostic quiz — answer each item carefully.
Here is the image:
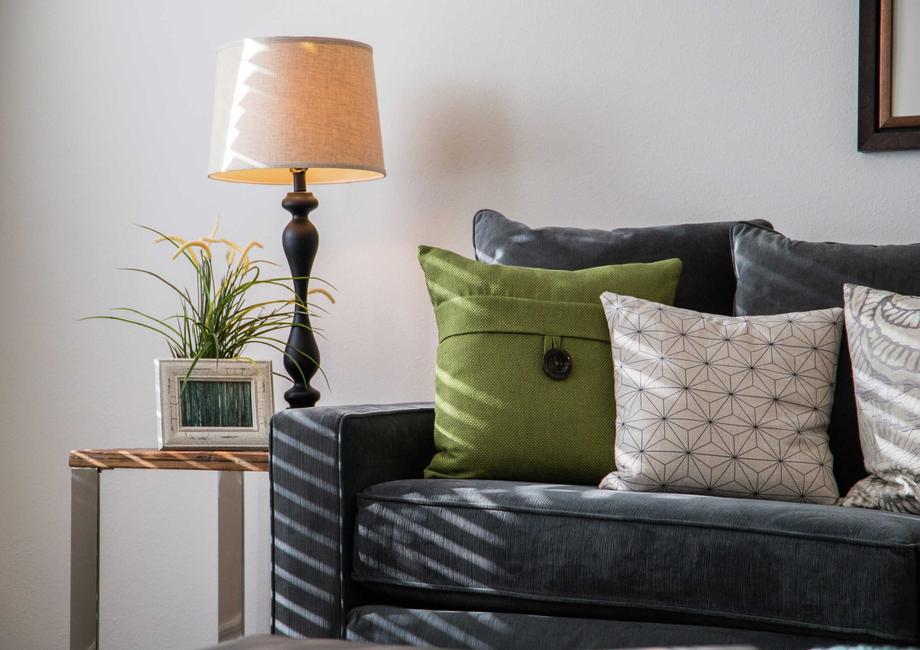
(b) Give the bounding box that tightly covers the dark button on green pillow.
[418,246,682,485]
[542,348,572,380]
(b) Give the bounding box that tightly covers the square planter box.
[155,359,274,450]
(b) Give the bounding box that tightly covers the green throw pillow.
[418,246,682,484]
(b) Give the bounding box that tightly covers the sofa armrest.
[269,403,435,638]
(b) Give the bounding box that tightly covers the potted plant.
[88,220,332,449]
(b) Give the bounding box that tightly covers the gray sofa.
[269,217,920,649]
[270,404,920,649]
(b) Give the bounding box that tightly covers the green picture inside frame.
[179,379,253,428]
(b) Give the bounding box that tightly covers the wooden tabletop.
[69,449,269,472]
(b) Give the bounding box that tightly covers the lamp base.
[284,383,320,409]
[281,186,321,409]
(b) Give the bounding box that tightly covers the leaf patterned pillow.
[600,292,842,504]
[840,284,920,513]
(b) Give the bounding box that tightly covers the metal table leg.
[218,471,245,641]
[71,468,100,650]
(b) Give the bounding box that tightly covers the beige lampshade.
[208,36,385,185]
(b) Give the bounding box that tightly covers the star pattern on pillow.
[600,293,843,504]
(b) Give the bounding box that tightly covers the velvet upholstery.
[270,404,435,638]
[472,209,772,316]
[201,636,417,649]
[272,404,920,648]
[731,221,920,494]
[346,606,833,650]
[353,479,920,643]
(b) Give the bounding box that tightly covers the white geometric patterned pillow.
[600,292,843,504]
[840,284,920,513]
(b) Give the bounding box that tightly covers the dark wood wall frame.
[859,0,920,151]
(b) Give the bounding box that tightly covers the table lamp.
[208,37,385,408]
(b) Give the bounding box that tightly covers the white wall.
[2,1,919,647]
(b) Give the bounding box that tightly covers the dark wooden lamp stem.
[281,169,321,408]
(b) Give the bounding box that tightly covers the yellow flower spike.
[239,241,264,266]
[308,287,336,304]
[154,235,186,246]
[220,238,243,253]
[226,249,236,265]
[173,240,212,261]
[208,214,221,240]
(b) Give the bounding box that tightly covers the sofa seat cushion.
[346,605,835,650]
[353,479,920,642]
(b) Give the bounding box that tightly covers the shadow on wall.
[400,86,519,242]
[401,84,602,241]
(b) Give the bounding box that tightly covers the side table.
[69,449,269,650]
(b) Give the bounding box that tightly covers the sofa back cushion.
[473,209,771,315]
[418,245,682,485]
[731,221,920,493]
